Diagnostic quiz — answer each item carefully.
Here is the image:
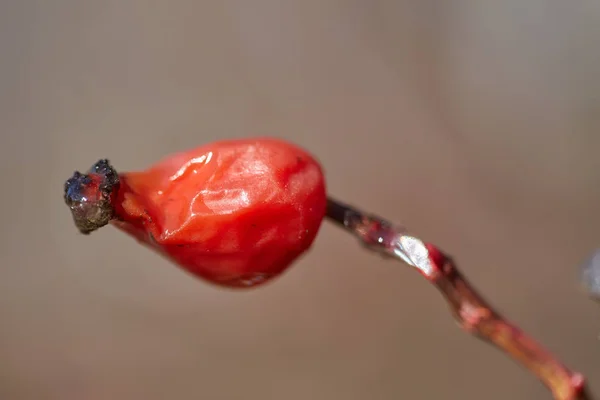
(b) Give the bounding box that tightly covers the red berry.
[64,138,327,288]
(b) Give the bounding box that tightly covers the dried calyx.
[63,159,120,234]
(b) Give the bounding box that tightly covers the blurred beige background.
[1,1,599,399]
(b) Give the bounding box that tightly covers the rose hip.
[64,138,327,288]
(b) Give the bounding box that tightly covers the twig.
[325,197,592,400]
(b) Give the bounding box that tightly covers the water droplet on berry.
[226,272,271,288]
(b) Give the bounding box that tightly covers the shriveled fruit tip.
[63,159,120,235]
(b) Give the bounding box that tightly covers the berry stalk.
[325,198,592,400]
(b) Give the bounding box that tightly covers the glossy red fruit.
[64,138,327,288]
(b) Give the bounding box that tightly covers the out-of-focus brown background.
[1,1,599,399]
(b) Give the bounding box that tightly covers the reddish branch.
[325,198,592,400]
